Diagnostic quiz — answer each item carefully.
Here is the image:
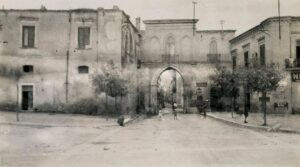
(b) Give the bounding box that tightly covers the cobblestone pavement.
[1,112,300,167]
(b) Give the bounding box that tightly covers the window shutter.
[260,44,265,66]
[84,28,90,46]
[78,28,85,49]
[23,28,29,46]
[28,27,35,47]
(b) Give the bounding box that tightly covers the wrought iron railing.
[285,58,300,68]
[207,54,221,63]
[161,54,179,63]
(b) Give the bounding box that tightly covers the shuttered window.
[260,44,266,66]
[78,27,90,49]
[22,26,35,48]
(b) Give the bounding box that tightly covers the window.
[166,36,175,56]
[209,40,218,54]
[259,44,266,66]
[22,26,35,48]
[244,51,249,67]
[23,65,34,73]
[78,66,89,74]
[78,27,90,49]
[231,50,237,70]
[296,40,300,67]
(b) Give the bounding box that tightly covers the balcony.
[207,54,221,63]
[161,54,179,63]
[285,58,300,69]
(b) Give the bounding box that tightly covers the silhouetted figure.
[173,102,177,120]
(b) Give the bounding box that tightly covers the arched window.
[78,66,89,74]
[209,40,218,54]
[166,36,175,56]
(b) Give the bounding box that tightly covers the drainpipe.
[65,11,72,103]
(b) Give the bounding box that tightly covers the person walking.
[244,104,249,123]
[173,102,178,120]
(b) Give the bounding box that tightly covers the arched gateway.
[150,65,187,114]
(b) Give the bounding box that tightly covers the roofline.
[0,8,124,13]
[230,16,300,44]
[197,30,236,33]
[0,8,140,33]
[143,19,198,24]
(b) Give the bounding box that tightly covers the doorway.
[296,45,300,67]
[21,85,33,110]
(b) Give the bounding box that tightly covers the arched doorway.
[150,65,186,114]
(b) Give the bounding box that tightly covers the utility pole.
[193,1,197,36]
[278,0,281,40]
[220,20,225,39]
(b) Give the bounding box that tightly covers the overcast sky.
[1,0,300,35]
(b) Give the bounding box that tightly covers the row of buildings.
[0,6,299,114]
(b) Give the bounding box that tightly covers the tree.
[240,61,282,126]
[210,66,240,118]
[0,64,23,121]
[92,61,128,119]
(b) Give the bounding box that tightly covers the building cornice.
[230,16,300,44]
[143,19,198,25]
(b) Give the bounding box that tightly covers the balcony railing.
[161,54,179,63]
[285,58,300,69]
[207,54,221,63]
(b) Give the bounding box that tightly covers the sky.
[1,0,300,35]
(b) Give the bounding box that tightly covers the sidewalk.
[0,111,135,128]
[208,112,300,133]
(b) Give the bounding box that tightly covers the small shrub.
[34,103,65,113]
[64,98,98,115]
[0,102,18,111]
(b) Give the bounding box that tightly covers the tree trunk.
[16,83,19,122]
[105,93,108,121]
[115,96,117,114]
[231,97,234,118]
[262,91,267,126]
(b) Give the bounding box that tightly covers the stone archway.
[150,64,188,114]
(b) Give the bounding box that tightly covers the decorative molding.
[18,16,39,21]
[74,17,95,23]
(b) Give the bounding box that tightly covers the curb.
[206,113,300,134]
[124,114,143,125]
[0,115,143,128]
[0,121,117,128]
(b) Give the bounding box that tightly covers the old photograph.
[0,0,300,166]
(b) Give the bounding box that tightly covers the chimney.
[112,5,119,10]
[135,17,141,31]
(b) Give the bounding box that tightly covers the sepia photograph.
[0,0,300,166]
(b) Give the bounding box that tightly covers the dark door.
[296,46,300,66]
[22,86,33,110]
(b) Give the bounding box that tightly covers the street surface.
[1,111,300,167]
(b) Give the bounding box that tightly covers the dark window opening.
[244,51,249,67]
[260,44,266,66]
[78,27,90,49]
[23,65,34,73]
[296,46,300,67]
[232,56,237,70]
[78,66,89,74]
[22,26,35,48]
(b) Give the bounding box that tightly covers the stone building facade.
[138,19,235,113]
[230,16,300,114]
[0,7,140,111]
[0,6,237,114]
